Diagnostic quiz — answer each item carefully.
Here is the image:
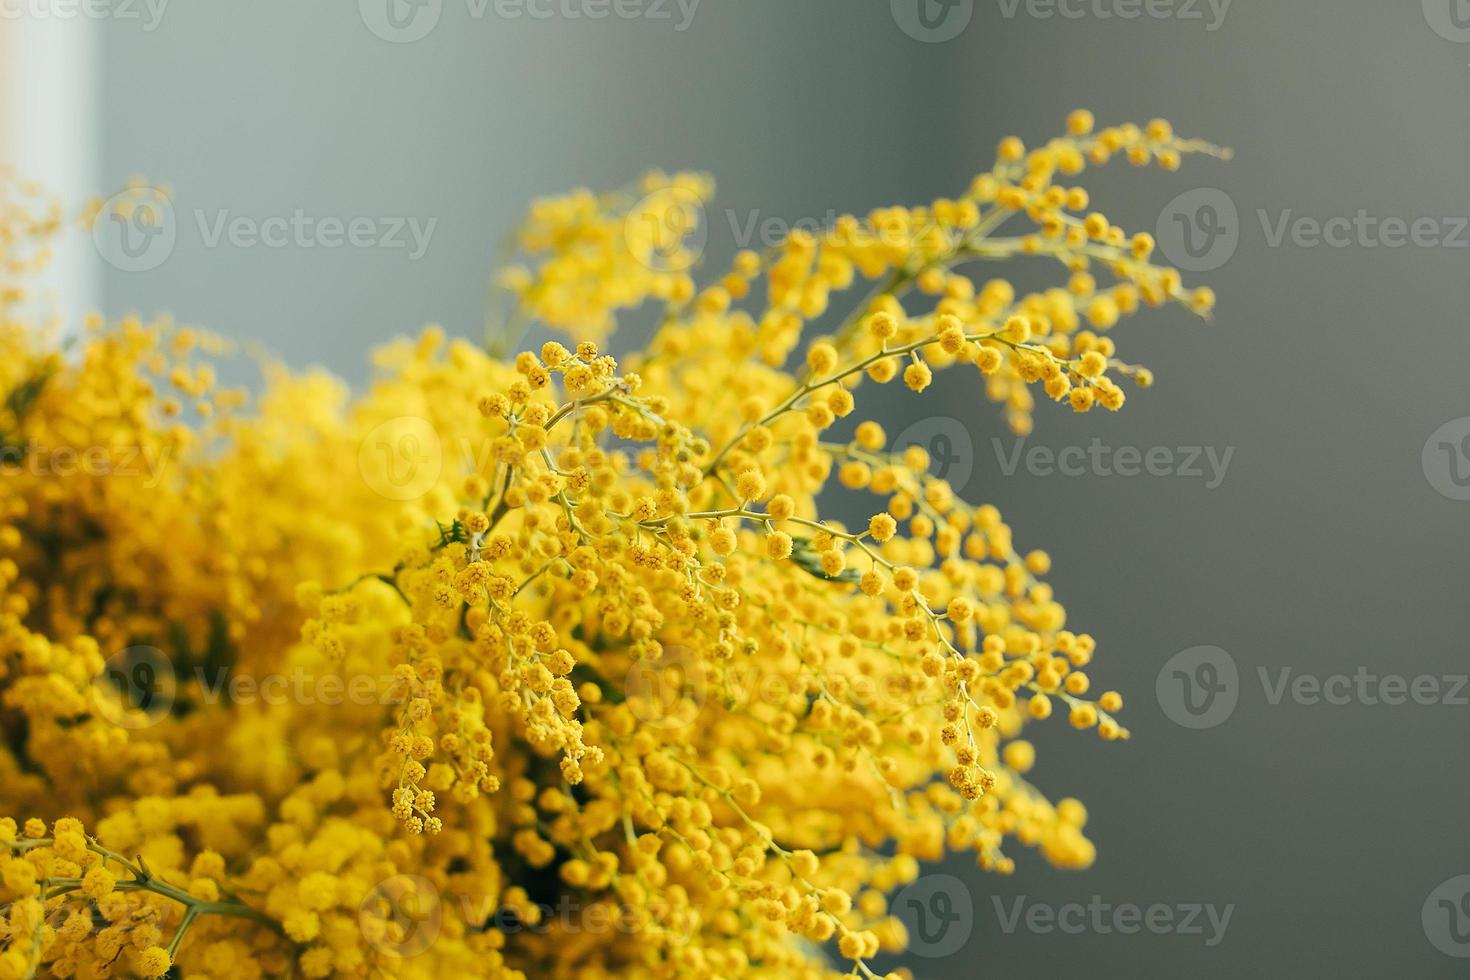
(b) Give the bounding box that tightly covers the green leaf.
[788,536,860,584]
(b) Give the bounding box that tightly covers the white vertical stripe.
[3,13,99,334]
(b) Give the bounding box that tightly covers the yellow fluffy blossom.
[0,115,1224,978]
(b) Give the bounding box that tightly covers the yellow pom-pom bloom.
[868,513,898,543]
[903,361,933,392]
[735,467,768,501]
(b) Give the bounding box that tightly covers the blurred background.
[5,1,1469,976]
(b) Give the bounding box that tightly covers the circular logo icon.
[625,187,707,274]
[1422,417,1470,500]
[1156,187,1239,273]
[359,416,443,501]
[1156,645,1238,729]
[91,645,176,729]
[624,645,707,730]
[893,416,975,496]
[1424,0,1470,42]
[892,873,973,958]
[0,898,72,937]
[360,0,442,42]
[891,0,974,42]
[359,874,442,957]
[92,186,175,272]
[1424,875,1470,957]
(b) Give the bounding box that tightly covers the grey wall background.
[98,1,956,374]
[95,2,1469,977]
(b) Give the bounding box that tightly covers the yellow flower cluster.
[493,171,715,347]
[0,114,1224,978]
